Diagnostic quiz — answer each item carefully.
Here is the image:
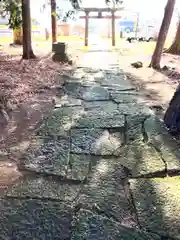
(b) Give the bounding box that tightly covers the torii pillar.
[85,11,89,46]
[111,10,115,46]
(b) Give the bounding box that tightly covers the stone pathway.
[1,51,180,239]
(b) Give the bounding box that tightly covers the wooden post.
[51,0,57,43]
[85,11,89,46]
[135,12,140,39]
[111,10,115,46]
[108,19,111,38]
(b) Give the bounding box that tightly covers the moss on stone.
[130,177,180,238]
[23,137,70,176]
[7,177,81,202]
[118,140,165,177]
[77,158,136,225]
[0,199,73,239]
[74,110,124,129]
[71,129,123,156]
[71,210,161,240]
[36,107,84,137]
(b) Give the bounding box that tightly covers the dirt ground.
[118,50,180,114]
[0,41,179,193]
[0,44,79,192]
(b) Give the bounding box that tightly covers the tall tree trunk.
[51,0,57,43]
[150,0,176,69]
[22,0,36,59]
[166,20,180,54]
[45,27,50,40]
[13,28,22,45]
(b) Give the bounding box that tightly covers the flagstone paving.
[1,52,180,239]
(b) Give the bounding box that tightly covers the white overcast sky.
[31,0,180,28]
[31,0,180,17]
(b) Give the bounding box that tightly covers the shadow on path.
[0,54,180,239]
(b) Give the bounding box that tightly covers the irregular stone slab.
[148,133,180,173]
[118,140,165,177]
[7,177,81,202]
[103,69,124,76]
[104,73,127,82]
[23,137,70,176]
[111,91,143,104]
[64,75,96,87]
[102,75,135,92]
[62,78,82,85]
[0,199,72,239]
[78,158,137,226]
[83,101,118,113]
[130,177,180,238]
[126,123,143,142]
[72,69,85,79]
[104,83,134,92]
[144,115,168,138]
[83,67,101,73]
[143,115,177,150]
[71,210,160,240]
[143,115,180,172]
[82,86,110,101]
[36,106,84,137]
[118,103,152,117]
[160,145,180,173]
[66,154,92,181]
[54,95,82,108]
[126,114,148,142]
[81,74,96,84]
[63,81,87,98]
[73,110,124,129]
[93,71,104,81]
[71,129,123,156]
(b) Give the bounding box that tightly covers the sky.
[31,0,180,20]
[31,0,180,35]
[31,0,167,15]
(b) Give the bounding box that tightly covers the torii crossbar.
[79,7,124,47]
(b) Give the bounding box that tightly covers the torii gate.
[79,7,123,47]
